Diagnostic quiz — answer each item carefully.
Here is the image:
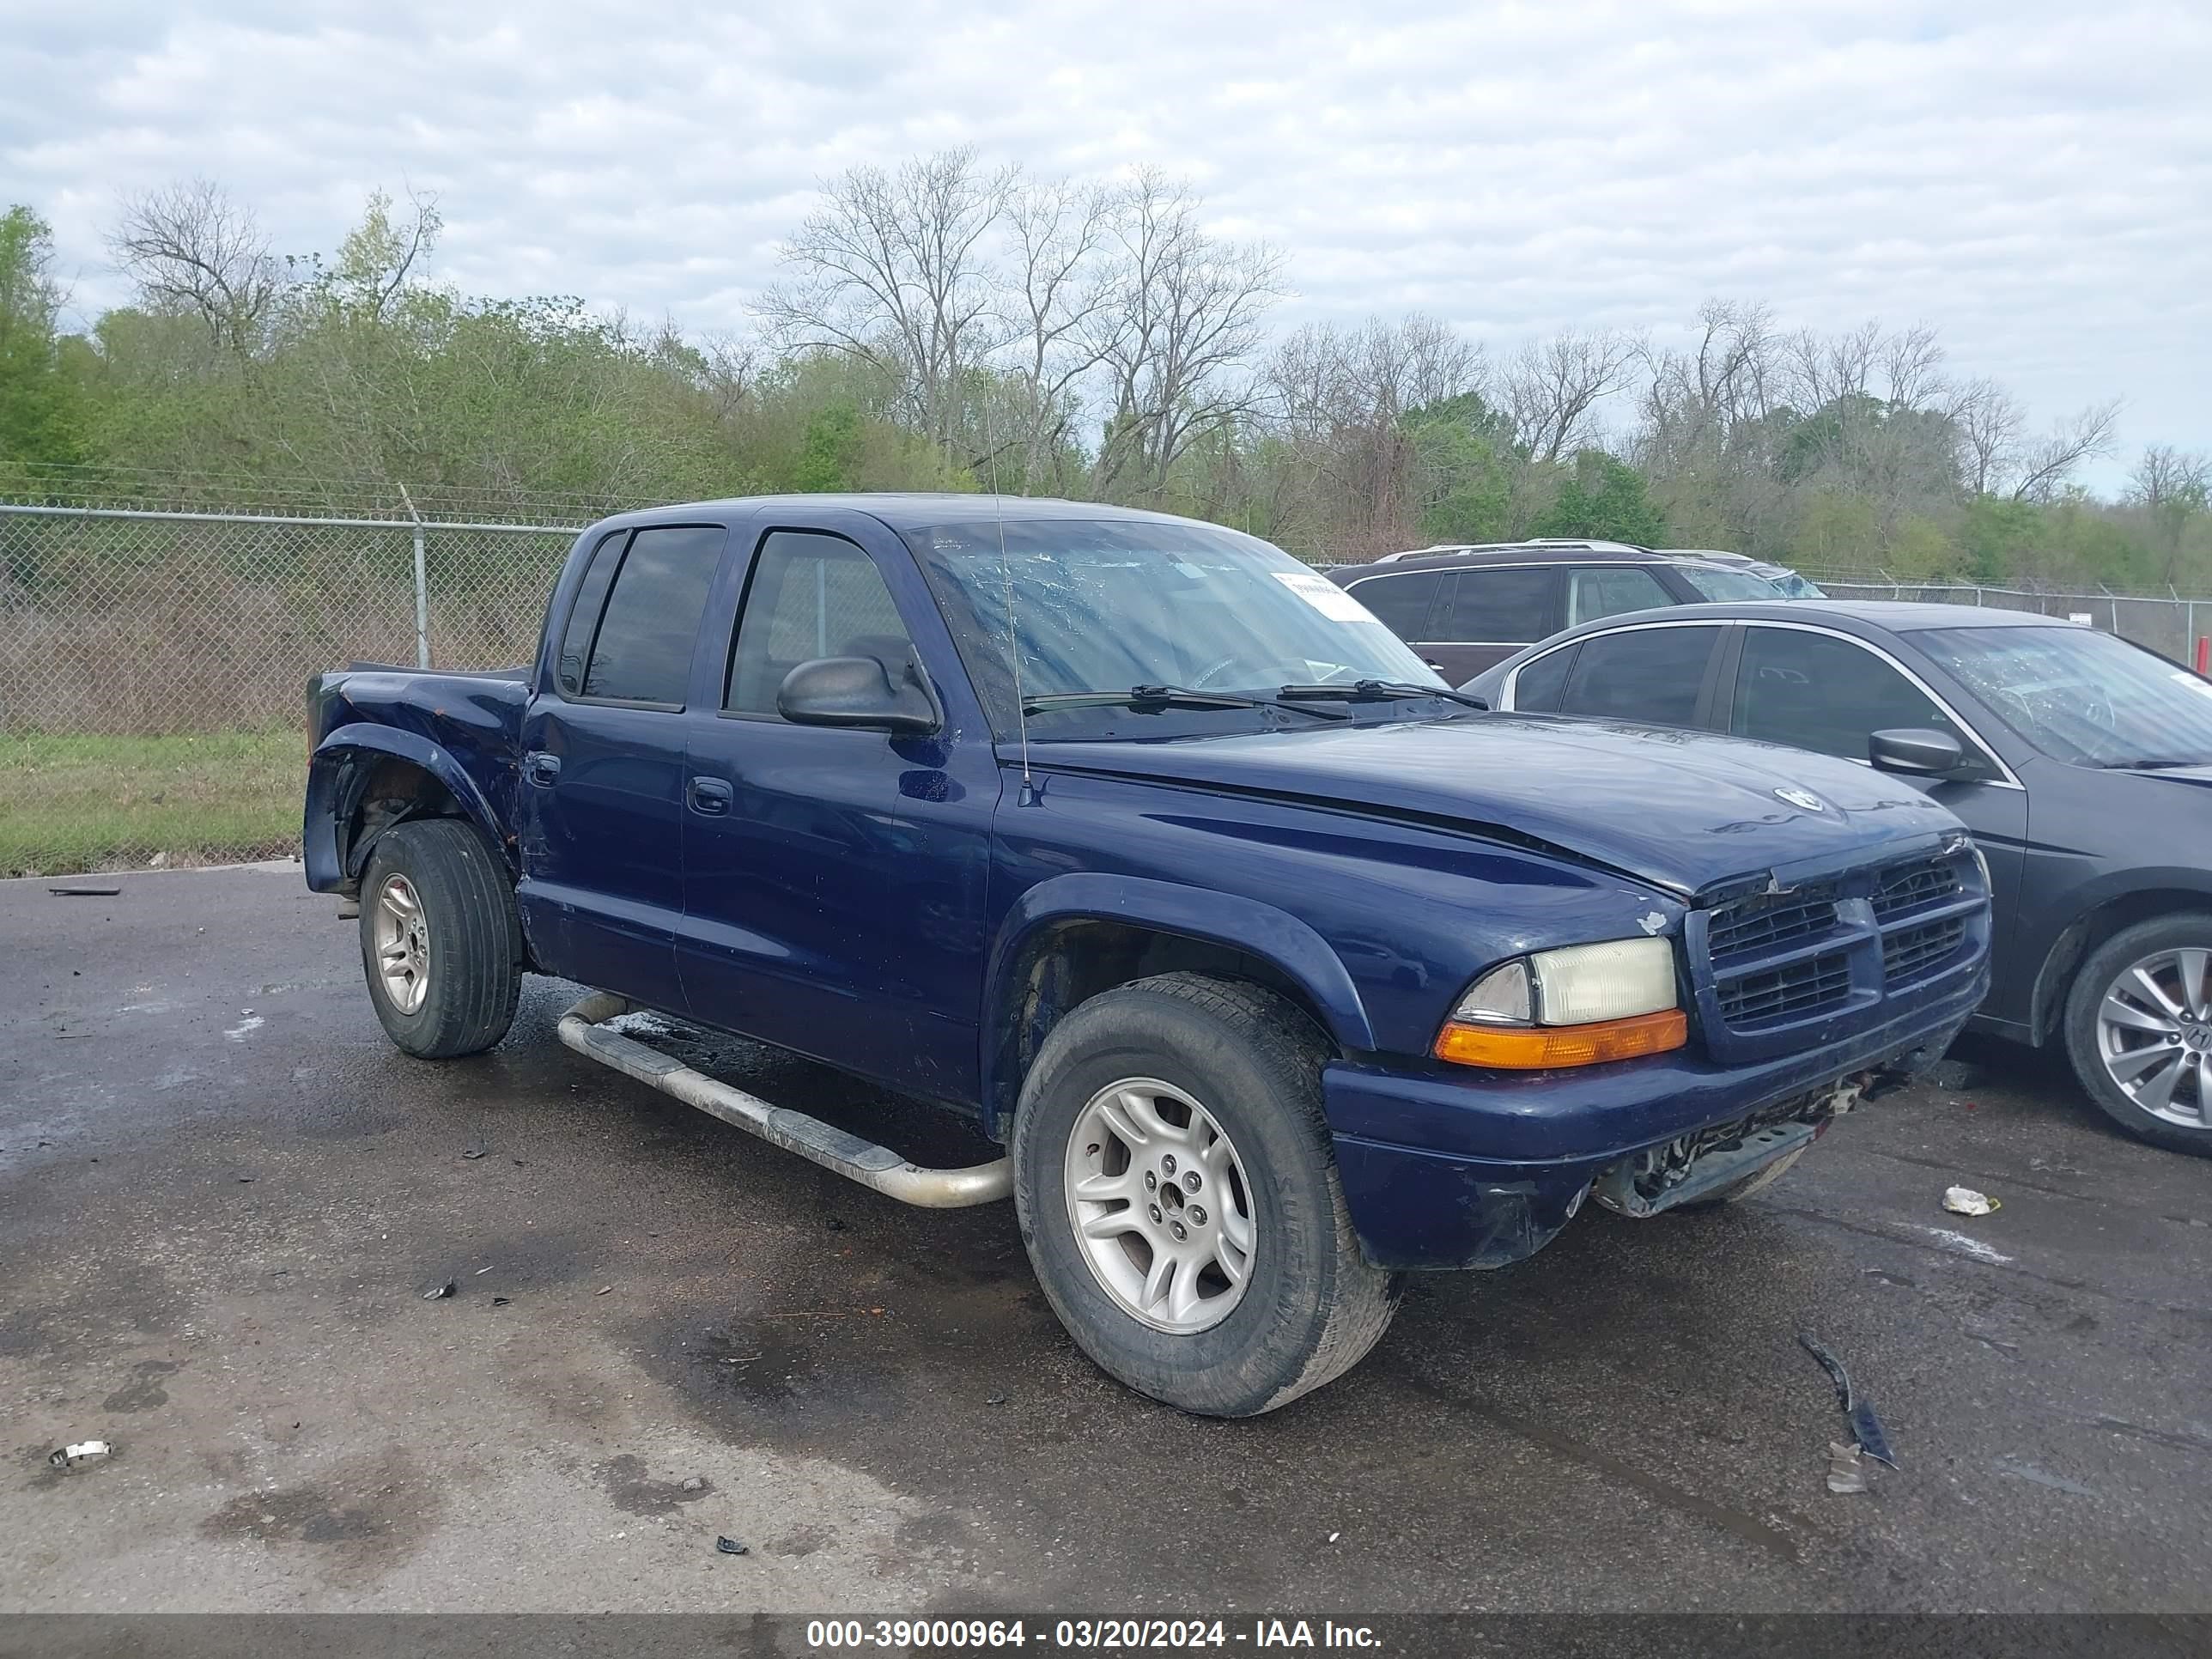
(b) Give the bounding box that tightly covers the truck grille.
[1871,859,1961,921]
[1707,883,1839,963]
[1696,845,1986,1048]
[1883,915,1967,982]
[1717,951,1853,1026]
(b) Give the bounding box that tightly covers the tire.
[1010,972,1398,1417]
[2062,914,2212,1158]
[357,817,523,1060]
[1669,1145,1807,1212]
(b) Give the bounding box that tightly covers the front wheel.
[1011,973,1397,1417]
[2062,915,2212,1158]
[358,818,523,1059]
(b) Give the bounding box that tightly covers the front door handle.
[524,751,562,786]
[689,776,733,816]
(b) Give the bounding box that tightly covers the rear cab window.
[557,524,728,706]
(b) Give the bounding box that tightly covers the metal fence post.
[399,483,430,669]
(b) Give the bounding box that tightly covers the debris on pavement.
[715,1535,750,1555]
[1924,1057,1984,1092]
[1943,1186,2000,1216]
[986,1392,1007,1407]
[680,1476,705,1493]
[422,1280,456,1301]
[1800,1332,1898,1472]
[595,1285,612,1296]
[48,1440,113,1471]
[48,886,122,897]
[1826,1441,1870,1494]
[1996,1458,2097,1498]
[489,1296,511,1307]
[460,1146,487,1160]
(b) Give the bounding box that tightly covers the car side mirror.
[777,656,942,736]
[1869,727,1966,776]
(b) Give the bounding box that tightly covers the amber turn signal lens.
[1433,1008,1687,1070]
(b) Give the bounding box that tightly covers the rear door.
[1423,565,1564,681]
[515,520,732,1013]
[1548,621,1732,728]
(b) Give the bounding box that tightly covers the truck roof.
[597,493,1209,534]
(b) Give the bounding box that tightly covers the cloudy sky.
[6,0,2208,478]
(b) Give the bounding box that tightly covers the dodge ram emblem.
[1774,786,1827,812]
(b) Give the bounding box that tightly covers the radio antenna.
[980,400,1036,805]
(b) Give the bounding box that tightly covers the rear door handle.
[689,776,733,816]
[524,751,562,786]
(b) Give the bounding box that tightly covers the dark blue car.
[1464,599,2212,1158]
[303,497,1989,1414]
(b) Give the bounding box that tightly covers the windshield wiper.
[1278,678,1492,712]
[2096,757,2212,771]
[1024,684,1349,721]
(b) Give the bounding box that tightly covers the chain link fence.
[8,500,2212,878]
[0,503,580,876]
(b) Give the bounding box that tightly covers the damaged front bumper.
[1587,1081,1859,1218]
[1324,969,1981,1271]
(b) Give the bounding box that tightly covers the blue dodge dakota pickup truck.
[305,495,1990,1415]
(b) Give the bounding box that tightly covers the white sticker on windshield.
[1273,569,1375,623]
[2171,671,2212,699]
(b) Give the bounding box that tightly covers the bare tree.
[2007,398,2122,502]
[998,176,1120,484]
[1505,327,1637,464]
[109,178,283,353]
[756,147,1012,449]
[1946,376,2024,496]
[2130,443,2212,511]
[1088,169,1286,499]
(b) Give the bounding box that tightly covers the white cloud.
[3,0,2207,477]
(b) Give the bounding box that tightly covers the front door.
[514,521,730,1014]
[677,518,1001,1101]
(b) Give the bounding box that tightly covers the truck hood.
[1032,714,1967,900]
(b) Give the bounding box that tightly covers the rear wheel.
[358,818,522,1059]
[2063,915,2212,1158]
[1011,973,1397,1416]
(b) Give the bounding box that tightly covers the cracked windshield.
[903,519,1443,732]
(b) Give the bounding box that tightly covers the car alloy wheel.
[2095,947,2212,1128]
[1060,1076,1255,1334]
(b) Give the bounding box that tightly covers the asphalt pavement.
[3,864,2208,1613]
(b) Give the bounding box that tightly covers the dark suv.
[1328,540,1795,681]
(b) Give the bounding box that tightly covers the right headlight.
[1435,936,1686,1070]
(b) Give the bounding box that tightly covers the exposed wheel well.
[2032,889,2212,1043]
[987,919,1340,1138]
[337,757,471,893]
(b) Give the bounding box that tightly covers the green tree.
[1530,450,1665,544]
[0,205,82,471]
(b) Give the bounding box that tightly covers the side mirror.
[777,656,942,736]
[1869,726,1966,776]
